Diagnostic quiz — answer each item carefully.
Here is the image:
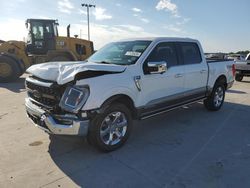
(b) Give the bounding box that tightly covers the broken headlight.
[59,86,89,113]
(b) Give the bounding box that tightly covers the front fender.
[82,86,137,111]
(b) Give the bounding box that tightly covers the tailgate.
[235,62,250,71]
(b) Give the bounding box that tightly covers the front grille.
[26,78,63,109]
[26,81,56,95]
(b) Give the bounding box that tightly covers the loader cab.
[26,19,58,55]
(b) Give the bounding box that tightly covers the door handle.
[200,70,207,73]
[175,74,183,78]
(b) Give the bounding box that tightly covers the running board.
[140,97,206,120]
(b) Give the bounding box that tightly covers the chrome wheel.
[100,111,128,146]
[214,86,224,107]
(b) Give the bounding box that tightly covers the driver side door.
[138,42,185,115]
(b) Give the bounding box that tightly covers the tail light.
[232,64,236,77]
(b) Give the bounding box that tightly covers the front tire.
[204,83,225,111]
[87,103,133,152]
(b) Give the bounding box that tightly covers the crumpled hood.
[27,61,126,85]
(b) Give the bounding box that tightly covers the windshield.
[32,22,44,40]
[88,40,152,65]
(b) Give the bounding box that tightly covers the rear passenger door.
[177,42,208,99]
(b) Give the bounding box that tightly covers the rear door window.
[179,42,202,65]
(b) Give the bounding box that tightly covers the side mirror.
[147,61,167,74]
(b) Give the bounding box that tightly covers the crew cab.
[25,38,235,151]
[235,53,250,81]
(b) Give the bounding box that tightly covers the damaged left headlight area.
[59,86,90,113]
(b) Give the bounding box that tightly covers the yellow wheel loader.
[0,19,94,82]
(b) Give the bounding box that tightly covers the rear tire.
[87,103,133,152]
[235,74,243,82]
[0,55,21,83]
[204,83,225,111]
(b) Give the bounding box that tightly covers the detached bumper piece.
[25,98,89,136]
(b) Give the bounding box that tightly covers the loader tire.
[0,55,21,83]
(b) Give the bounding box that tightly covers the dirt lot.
[0,75,250,188]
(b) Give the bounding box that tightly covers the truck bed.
[206,59,234,89]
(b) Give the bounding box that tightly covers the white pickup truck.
[235,53,250,81]
[25,37,235,151]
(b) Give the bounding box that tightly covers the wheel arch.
[99,94,138,119]
[215,75,227,89]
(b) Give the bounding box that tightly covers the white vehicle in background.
[246,53,250,62]
[235,53,250,81]
[25,37,235,152]
[205,53,226,59]
[227,54,246,61]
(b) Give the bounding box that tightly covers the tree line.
[229,50,250,55]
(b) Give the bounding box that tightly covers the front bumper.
[236,70,250,76]
[25,98,89,136]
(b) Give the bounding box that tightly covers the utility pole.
[81,3,96,41]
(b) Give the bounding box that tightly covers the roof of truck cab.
[118,37,199,43]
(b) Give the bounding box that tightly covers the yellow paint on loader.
[0,19,94,82]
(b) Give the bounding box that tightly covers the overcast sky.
[0,0,249,52]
